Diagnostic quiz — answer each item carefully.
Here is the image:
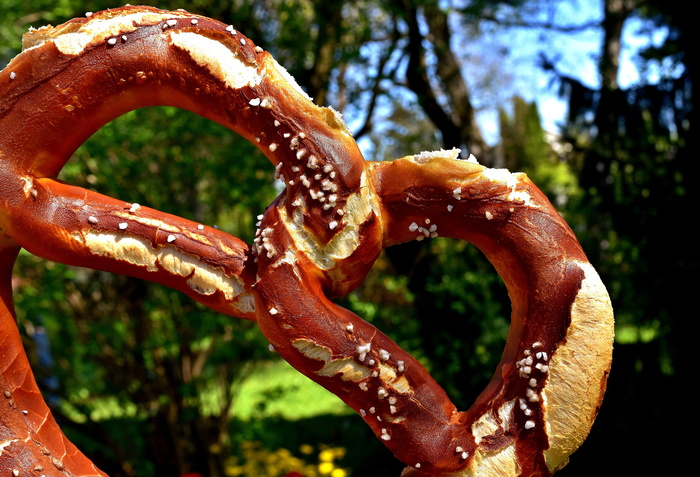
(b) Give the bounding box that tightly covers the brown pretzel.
[0,7,613,476]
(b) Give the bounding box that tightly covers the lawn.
[231,359,354,420]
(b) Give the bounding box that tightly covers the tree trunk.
[399,0,491,163]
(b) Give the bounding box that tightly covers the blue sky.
[464,0,673,145]
[344,1,673,158]
[470,0,605,144]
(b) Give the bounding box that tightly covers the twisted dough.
[0,7,613,476]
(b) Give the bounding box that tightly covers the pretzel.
[0,6,614,476]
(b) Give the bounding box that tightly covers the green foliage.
[547,2,694,474]
[499,96,580,210]
[67,107,276,241]
[340,239,511,410]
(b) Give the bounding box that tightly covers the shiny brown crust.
[0,7,613,476]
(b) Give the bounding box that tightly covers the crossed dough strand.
[0,7,614,476]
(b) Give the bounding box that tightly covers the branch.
[423,3,487,158]
[354,22,401,140]
[401,0,462,150]
[472,13,601,33]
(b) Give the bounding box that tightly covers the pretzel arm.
[0,175,254,475]
[1,5,372,323]
[251,197,468,474]
[0,238,108,476]
[368,154,614,475]
[2,177,257,319]
[0,6,365,248]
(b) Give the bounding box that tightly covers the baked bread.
[0,7,613,476]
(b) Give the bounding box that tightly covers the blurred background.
[1,0,693,476]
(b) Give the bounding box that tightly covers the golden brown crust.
[365,155,614,476]
[1,7,613,476]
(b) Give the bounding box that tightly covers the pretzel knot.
[0,7,613,476]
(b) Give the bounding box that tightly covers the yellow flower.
[319,449,336,463]
[318,461,334,474]
[331,447,346,459]
[299,444,315,455]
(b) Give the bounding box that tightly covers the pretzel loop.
[0,7,613,477]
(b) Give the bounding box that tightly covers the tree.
[545,0,695,474]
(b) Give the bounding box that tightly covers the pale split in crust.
[543,262,614,472]
[0,6,614,477]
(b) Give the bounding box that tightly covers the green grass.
[231,359,353,421]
